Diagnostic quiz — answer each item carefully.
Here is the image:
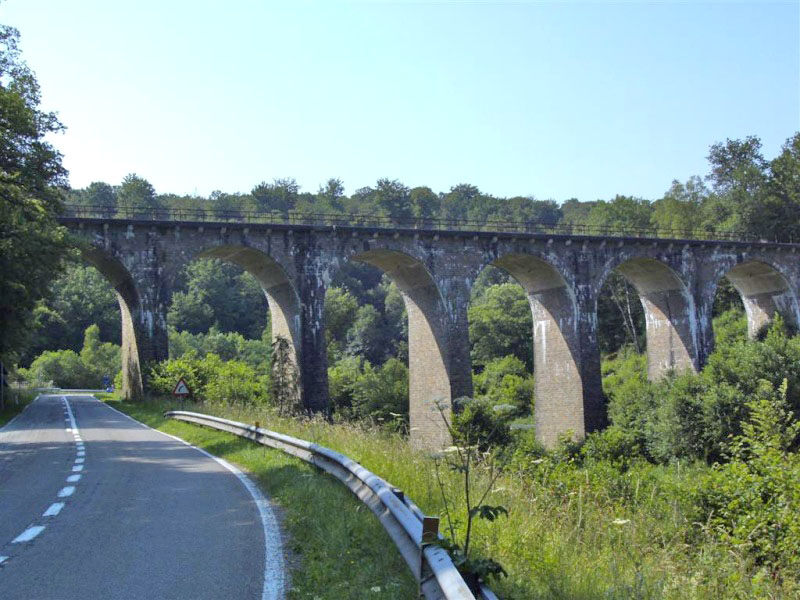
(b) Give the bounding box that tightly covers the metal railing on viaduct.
[59,203,794,244]
[58,204,800,451]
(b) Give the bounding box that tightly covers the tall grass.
[110,396,798,599]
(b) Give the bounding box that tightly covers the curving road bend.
[0,394,285,600]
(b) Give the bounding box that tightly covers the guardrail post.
[419,516,440,598]
[391,487,405,503]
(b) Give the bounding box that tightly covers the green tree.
[23,263,119,363]
[324,286,359,361]
[251,178,299,214]
[763,132,800,242]
[168,259,268,338]
[116,173,161,212]
[409,186,440,221]
[374,178,413,221]
[650,177,706,236]
[472,355,534,417]
[702,135,769,236]
[559,198,595,227]
[468,283,533,370]
[20,324,119,388]
[79,324,120,384]
[346,304,395,365]
[350,357,408,425]
[695,379,800,573]
[586,195,653,233]
[0,23,70,363]
[441,183,480,221]
[72,181,116,211]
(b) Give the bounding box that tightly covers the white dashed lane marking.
[12,526,45,544]
[58,486,76,498]
[43,503,65,517]
[72,465,83,472]
[66,475,81,483]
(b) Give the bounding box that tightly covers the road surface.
[0,394,284,599]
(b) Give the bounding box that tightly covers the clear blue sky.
[2,0,798,203]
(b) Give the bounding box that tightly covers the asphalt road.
[0,394,284,600]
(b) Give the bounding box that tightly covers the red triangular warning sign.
[173,378,191,396]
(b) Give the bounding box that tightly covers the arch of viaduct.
[61,217,800,449]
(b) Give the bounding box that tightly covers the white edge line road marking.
[12,526,45,543]
[99,398,286,600]
[43,502,65,517]
[58,486,75,498]
[67,474,81,483]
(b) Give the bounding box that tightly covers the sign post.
[172,378,191,410]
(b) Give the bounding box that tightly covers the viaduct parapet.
[61,213,800,449]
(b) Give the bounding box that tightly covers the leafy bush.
[351,358,408,427]
[20,349,89,388]
[693,379,800,575]
[149,351,267,408]
[581,425,643,470]
[327,355,365,418]
[169,327,269,369]
[452,397,512,452]
[606,315,800,463]
[204,359,267,408]
[149,351,213,398]
[473,355,534,417]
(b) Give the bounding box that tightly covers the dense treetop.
[67,132,800,241]
[0,24,70,364]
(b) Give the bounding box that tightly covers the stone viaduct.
[59,213,800,449]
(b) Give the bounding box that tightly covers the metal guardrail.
[165,410,497,600]
[58,204,795,244]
